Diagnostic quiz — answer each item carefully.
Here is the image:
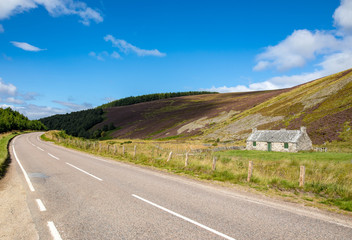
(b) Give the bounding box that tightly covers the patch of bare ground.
[206,113,284,141]
[0,162,38,240]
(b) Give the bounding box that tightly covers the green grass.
[0,132,19,178]
[216,150,352,162]
[213,150,352,211]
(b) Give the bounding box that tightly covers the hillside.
[40,68,352,145]
[95,89,288,139]
[205,68,352,144]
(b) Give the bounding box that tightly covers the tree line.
[100,91,218,108]
[0,108,47,133]
[39,108,105,139]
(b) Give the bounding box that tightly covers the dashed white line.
[132,194,236,240]
[12,145,35,192]
[26,137,36,147]
[37,146,44,151]
[48,153,60,160]
[47,221,62,240]
[65,162,103,181]
[36,199,47,212]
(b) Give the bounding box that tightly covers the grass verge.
[0,132,20,179]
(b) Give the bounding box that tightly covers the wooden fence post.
[185,152,189,167]
[299,165,305,187]
[133,145,137,158]
[167,151,173,162]
[99,143,101,152]
[122,145,125,155]
[247,161,253,182]
[212,156,217,171]
[107,144,110,153]
[114,145,117,154]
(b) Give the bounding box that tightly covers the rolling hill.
[41,68,352,145]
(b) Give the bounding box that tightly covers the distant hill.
[40,68,352,145]
[205,68,352,144]
[0,107,46,133]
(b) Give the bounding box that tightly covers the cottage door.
[267,142,272,152]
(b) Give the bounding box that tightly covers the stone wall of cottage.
[296,133,313,151]
[246,141,298,152]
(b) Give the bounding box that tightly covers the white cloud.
[2,53,13,61]
[334,0,352,32]
[0,77,87,119]
[0,0,103,26]
[6,97,24,104]
[18,104,67,120]
[89,51,122,61]
[11,41,46,52]
[253,30,339,72]
[89,51,106,61]
[53,100,92,111]
[0,0,36,19]
[111,51,121,59]
[104,34,166,57]
[252,61,270,71]
[0,24,4,33]
[203,81,280,93]
[21,92,39,100]
[0,78,17,96]
[209,50,352,93]
[0,104,17,109]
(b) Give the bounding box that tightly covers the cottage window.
[253,141,256,147]
[284,142,289,149]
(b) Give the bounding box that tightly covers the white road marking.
[132,194,236,240]
[37,146,44,151]
[26,136,36,147]
[47,221,62,240]
[65,162,103,181]
[48,153,60,160]
[12,145,35,192]
[36,199,47,212]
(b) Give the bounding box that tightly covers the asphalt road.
[8,132,352,240]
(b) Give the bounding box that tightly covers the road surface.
[6,132,352,239]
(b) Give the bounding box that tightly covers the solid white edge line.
[132,194,236,240]
[36,199,47,212]
[12,145,35,192]
[37,146,44,151]
[48,153,60,160]
[47,221,62,240]
[65,162,103,181]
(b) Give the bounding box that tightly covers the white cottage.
[246,127,312,152]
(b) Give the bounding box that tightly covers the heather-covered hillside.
[41,68,352,145]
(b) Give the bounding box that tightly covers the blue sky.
[1,0,352,119]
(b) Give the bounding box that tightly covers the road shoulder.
[0,161,38,240]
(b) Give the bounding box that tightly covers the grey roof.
[247,130,302,143]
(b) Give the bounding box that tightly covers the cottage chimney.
[252,128,257,133]
[300,126,307,133]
